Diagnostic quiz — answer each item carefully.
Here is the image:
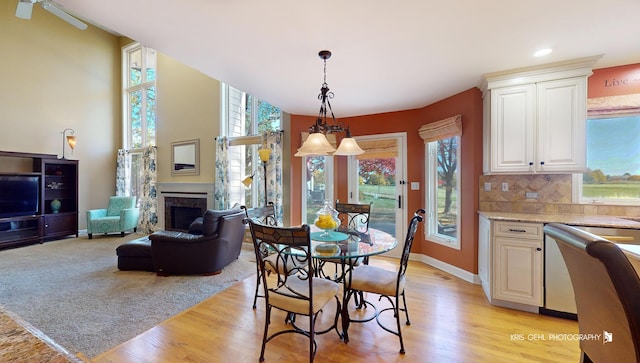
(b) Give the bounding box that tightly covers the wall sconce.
[59,128,77,160]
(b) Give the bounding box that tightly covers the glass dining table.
[309,226,398,342]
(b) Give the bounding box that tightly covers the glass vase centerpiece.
[314,200,340,237]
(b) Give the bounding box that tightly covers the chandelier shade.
[295,50,364,157]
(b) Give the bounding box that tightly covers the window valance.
[355,139,397,160]
[418,115,462,143]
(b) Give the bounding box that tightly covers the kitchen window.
[573,114,640,205]
[425,136,460,249]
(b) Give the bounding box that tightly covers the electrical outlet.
[501,182,509,192]
[484,182,491,192]
[526,192,539,199]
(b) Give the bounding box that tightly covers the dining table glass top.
[308,227,398,260]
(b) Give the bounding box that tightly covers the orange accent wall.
[589,63,640,98]
[290,88,483,273]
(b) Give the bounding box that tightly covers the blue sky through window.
[586,116,640,176]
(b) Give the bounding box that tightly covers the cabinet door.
[489,84,536,173]
[43,213,77,237]
[493,236,543,306]
[536,77,587,172]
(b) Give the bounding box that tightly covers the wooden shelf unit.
[0,151,79,249]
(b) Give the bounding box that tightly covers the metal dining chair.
[242,203,278,309]
[248,220,342,362]
[345,208,425,354]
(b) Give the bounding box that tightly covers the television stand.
[0,215,42,249]
[0,151,79,250]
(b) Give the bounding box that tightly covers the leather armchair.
[86,196,140,239]
[149,208,246,276]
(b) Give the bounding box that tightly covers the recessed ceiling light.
[534,48,553,57]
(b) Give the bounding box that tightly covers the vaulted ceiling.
[54,0,640,117]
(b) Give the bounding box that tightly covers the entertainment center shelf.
[0,151,78,250]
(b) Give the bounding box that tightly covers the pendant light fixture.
[295,50,364,157]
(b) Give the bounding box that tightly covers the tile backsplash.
[479,174,640,217]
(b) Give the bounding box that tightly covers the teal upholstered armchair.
[86,196,140,239]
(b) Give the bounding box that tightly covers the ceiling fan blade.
[15,0,34,20]
[42,2,87,30]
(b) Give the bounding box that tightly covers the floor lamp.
[258,147,271,206]
[241,147,271,207]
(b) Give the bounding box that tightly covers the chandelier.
[295,50,364,157]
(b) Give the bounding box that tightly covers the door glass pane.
[304,156,329,223]
[355,157,397,236]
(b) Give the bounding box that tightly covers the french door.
[346,133,407,258]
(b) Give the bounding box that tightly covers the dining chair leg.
[401,291,411,325]
[260,305,271,361]
[395,294,406,354]
[309,313,315,362]
[253,269,261,309]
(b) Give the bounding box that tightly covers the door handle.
[398,195,401,209]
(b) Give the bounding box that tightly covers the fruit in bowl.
[315,214,339,230]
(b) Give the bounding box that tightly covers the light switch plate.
[411,182,420,190]
[501,182,509,192]
[484,182,491,192]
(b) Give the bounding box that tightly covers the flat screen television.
[0,175,40,218]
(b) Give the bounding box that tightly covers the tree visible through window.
[123,43,156,149]
[426,136,459,248]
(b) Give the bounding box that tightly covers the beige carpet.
[0,234,254,358]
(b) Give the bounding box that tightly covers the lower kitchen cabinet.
[478,215,544,311]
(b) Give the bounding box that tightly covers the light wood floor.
[93,258,580,363]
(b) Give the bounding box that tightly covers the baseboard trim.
[410,253,480,284]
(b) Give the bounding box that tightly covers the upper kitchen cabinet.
[481,55,601,174]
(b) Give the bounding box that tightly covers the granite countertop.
[478,211,640,229]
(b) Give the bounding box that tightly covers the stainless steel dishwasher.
[542,225,640,319]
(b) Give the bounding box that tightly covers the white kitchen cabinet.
[481,56,600,174]
[492,221,543,306]
[478,216,544,310]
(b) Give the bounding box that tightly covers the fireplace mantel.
[157,183,214,230]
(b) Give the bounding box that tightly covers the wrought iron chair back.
[335,201,372,233]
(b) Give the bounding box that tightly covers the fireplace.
[164,196,207,231]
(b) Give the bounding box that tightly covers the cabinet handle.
[536,247,542,251]
[528,162,533,166]
[540,161,545,165]
[508,228,527,233]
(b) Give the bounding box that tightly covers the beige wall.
[0,0,120,229]
[155,54,220,183]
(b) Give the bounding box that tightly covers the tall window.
[122,43,156,149]
[574,114,640,204]
[222,84,281,208]
[426,136,460,249]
